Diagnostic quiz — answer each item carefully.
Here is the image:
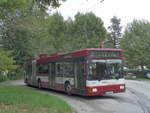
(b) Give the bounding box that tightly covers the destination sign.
[91,51,121,58]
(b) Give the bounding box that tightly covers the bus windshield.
[88,60,123,80]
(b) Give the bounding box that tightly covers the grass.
[0,85,74,113]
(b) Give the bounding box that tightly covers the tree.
[2,8,53,64]
[0,48,17,76]
[35,0,66,10]
[0,0,65,13]
[47,13,68,53]
[0,0,54,65]
[121,20,150,70]
[0,0,66,78]
[46,12,107,53]
[72,12,107,49]
[3,23,34,65]
[108,16,122,48]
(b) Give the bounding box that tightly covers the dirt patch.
[0,104,12,109]
[0,104,18,112]
[0,104,57,113]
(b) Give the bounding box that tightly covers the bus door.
[48,63,55,88]
[31,60,36,86]
[75,59,86,90]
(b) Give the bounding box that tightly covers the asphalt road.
[1,80,150,113]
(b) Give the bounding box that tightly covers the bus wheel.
[26,80,30,86]
[25,79,30,86]
[65,83,72,95]
[38,80,42,89]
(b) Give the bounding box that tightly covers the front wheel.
[65,83,72,95]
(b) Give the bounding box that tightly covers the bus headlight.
[120,85,125,89]
[92,88,98,92]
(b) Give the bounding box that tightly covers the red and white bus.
[24,48,125,96]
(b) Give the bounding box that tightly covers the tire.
[25,79,30,86]
[38,80,42,89]
[65,83,72,95]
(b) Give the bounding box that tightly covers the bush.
[0,76,8,82]
[124,70,150,79]
[0,48,17,81]
[0,67,24,82]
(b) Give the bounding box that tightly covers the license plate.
[105,91,113,95]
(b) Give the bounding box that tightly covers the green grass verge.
[0,85,74,113]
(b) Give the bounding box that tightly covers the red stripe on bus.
[37,74,48,76]
[41,82,49,88]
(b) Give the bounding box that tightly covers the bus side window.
[64,62,74,76]
[80,58,84,74]
[38,64,42,74]
[27,65,32,75]
[43,64,48,74]
[37,63,48,74]
[81,62,84,74]
[76,58,84,75]
[51,63,55,75]
[56,63,63,76]
[36,64,39,74]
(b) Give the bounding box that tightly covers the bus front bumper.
[87,84,125,96]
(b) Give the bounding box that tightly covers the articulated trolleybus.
[24,48,125,96]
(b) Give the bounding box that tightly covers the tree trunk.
[140,64,144,71]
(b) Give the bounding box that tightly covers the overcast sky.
[51,0,150,28]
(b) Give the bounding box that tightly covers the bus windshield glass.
[88,60,123,80]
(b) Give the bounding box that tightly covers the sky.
[51,0,150,28]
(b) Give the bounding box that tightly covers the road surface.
[1,80,150,113]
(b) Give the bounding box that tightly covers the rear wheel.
[38,80,42,89]
[65,83,72,95]
[25,79,30,86]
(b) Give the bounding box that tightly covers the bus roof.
[71,48,123,52]
[27,48,123,64]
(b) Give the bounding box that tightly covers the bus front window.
[88,60,123,80]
